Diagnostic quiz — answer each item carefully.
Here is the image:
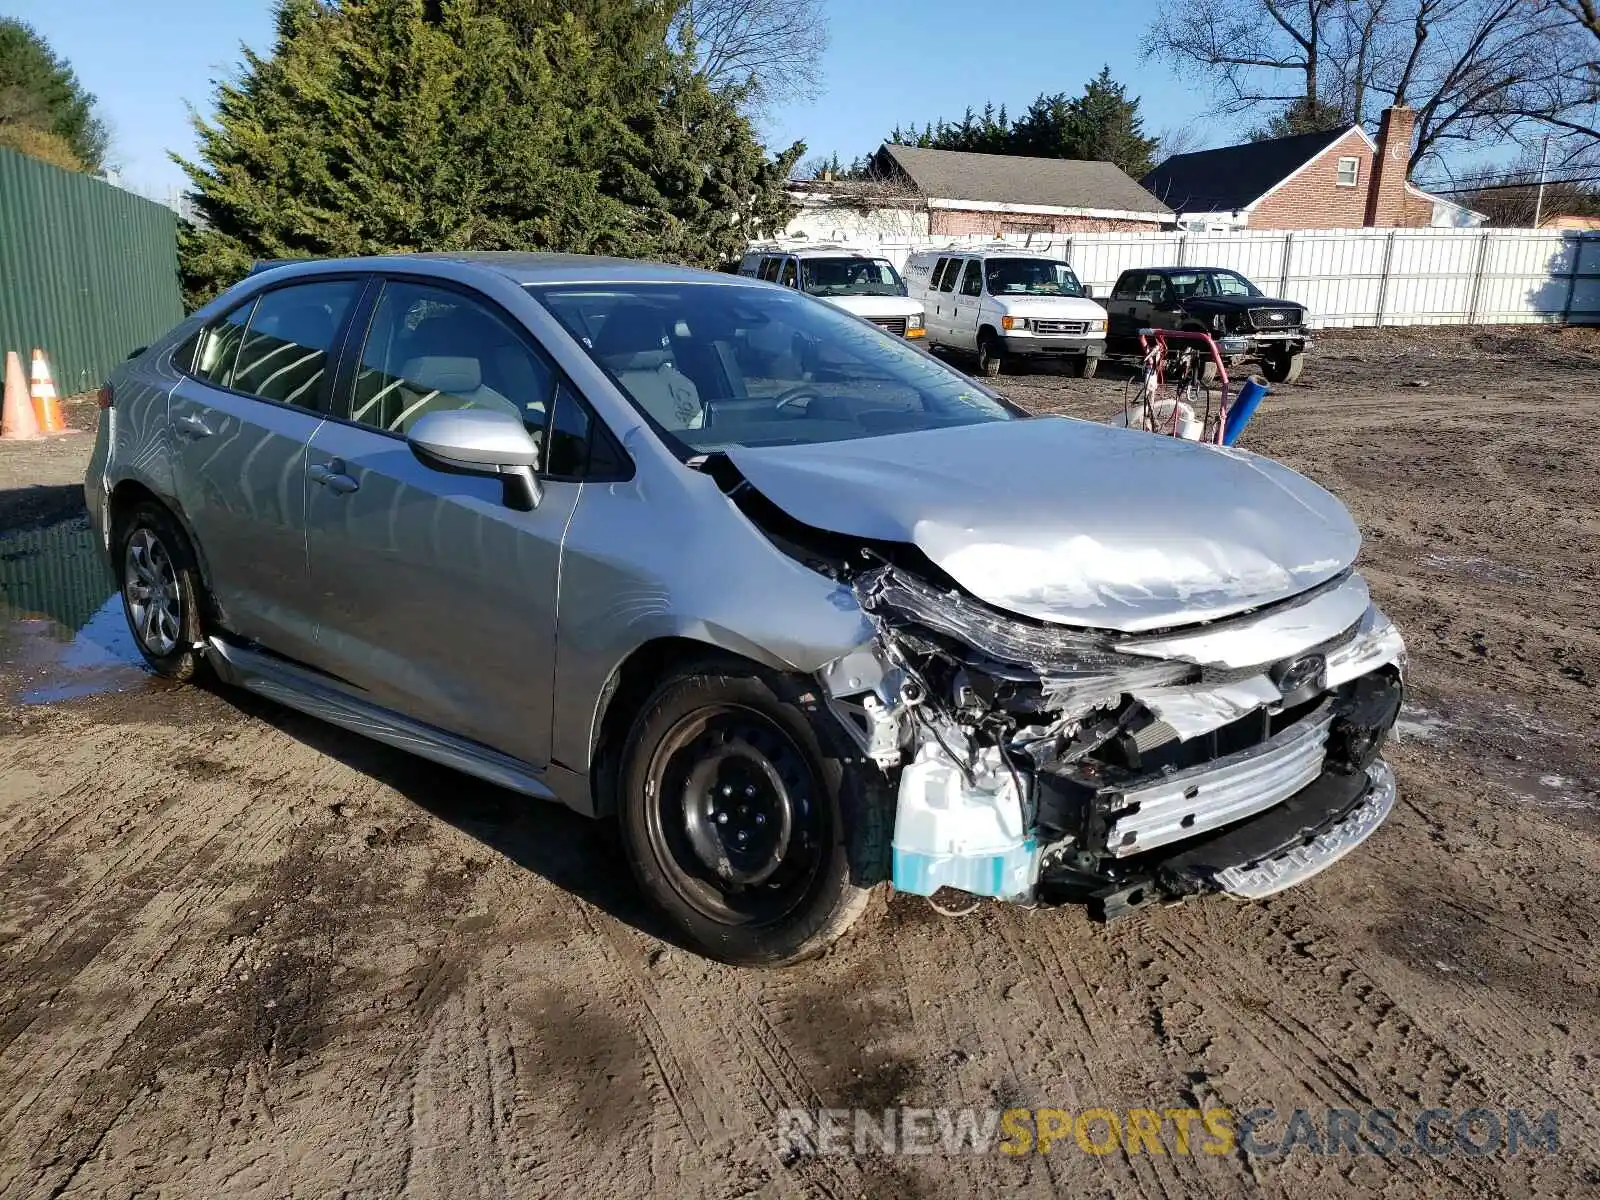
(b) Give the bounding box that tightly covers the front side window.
[778,258,798,288]
[799,256,905,298]
[985,258,1084,297]
[959,260,984,297]
[229,279,363,407]
[349,281,553,436]
[533,281,1017,455]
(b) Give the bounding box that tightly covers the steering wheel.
[772,385,824,413]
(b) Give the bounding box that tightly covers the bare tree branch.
[1146,0,1600,168]
[672,0,828,111]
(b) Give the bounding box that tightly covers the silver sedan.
[87,253,1404,966]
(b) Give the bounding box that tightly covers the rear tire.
[1263,350,1305,384]
[976,332,1004,378]
[616,663,889,967]
[115,501,208,681]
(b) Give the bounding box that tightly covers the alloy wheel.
[124,527,182,657]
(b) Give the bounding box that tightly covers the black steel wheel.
[617,666,888,966]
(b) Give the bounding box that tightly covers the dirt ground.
[1,328,1597,1199]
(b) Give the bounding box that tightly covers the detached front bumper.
[1052,757,1397,919]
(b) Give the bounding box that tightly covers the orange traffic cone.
[29,348,65,433]
[2,350,41,440]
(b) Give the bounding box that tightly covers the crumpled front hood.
[725,417,1361,634]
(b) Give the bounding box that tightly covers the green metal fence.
[0,147,185,395]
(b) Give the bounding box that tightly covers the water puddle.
[0,518,161,703]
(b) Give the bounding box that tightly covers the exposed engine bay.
[821,563,1404,916]
[696,443,1406,918]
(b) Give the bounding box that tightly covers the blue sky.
[7,0,1218,196]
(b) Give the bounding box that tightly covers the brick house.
[1140,106,1483,231]
[781,143,1171,241]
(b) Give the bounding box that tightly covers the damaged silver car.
[87,254,1404,967]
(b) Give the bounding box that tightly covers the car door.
[921,258,948,343]
[1106,271,1140,353]
[951,258,984,351]
[168,276,368,665]
[930,257,965,347]
[301,276,583,766]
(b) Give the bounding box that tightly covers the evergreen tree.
[0,18,109,172]
[877,69,1157,176]
[1247,96,1348,142]
[177,0,800,305]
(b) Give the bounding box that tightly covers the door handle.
[309,460,359,495]
[173,413,212,439]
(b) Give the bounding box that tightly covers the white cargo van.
[737,246,926,341]
[903,245,1107,377]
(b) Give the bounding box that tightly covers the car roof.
[245,251,745,288]
[911,245,1067,260]
[1127,266,1239,275]
[750,245,888,260]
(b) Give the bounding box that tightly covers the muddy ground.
[1,328,1597,1198]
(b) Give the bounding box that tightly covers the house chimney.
[1365,104,1415,226]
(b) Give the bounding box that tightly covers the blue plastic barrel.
[1223,377,1269,446]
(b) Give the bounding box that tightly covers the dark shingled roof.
[878,144,1170,216]
[1140,127,1357,214]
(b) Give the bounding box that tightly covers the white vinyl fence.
[759,227,1600,329]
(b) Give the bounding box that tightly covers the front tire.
[1073,356,1099,379]
[617,664,888,967]
[976,332,1004,378]
[116,501,207,681]
[1263,350,1305,384]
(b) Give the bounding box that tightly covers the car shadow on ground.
[209,682,688,951]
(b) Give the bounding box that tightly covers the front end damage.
[819,564,1405,918]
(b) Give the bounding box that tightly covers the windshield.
[532,282,1016,454]
[985,258,1084,297]
[799,256,905,298]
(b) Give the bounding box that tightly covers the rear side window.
[191,301,255,388]
[229,280,363,407]
[349,280,555,436]
[930,258,949,290]
[938,259,961,293]
[1112,272,1138,300]
[759,257,781,282]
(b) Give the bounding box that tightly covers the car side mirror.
[407,408,543,511]
[1084,285,1097,299]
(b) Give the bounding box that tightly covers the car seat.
[593,305,704,430]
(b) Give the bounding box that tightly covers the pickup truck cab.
[903,246,1107,378]
[737,246,926,340]
[1103,266,1309,383]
